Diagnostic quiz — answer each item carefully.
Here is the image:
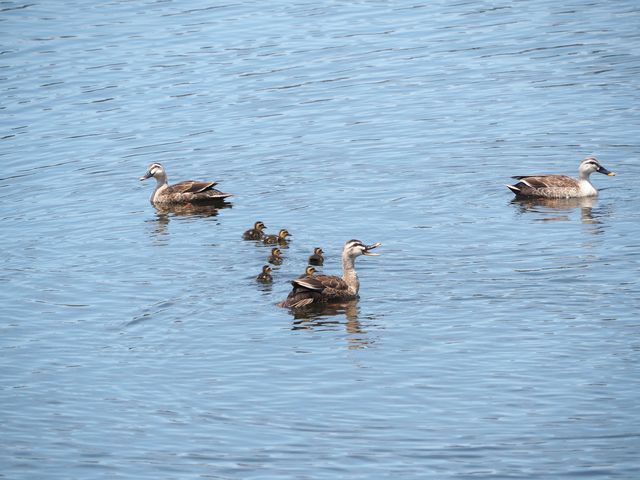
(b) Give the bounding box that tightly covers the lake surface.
[2,1,640,478]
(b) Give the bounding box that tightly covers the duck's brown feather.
[508,174,580,197]
[283,274,354,308]
[511,175,577,187]
[170,180,219,193]
[157,180,232,204]
[167,181,230,196]
[243,229,264,240]
[308,254,324,266]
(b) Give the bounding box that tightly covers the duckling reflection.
[511,196,600,225]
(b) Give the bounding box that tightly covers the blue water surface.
[1,1,639,479]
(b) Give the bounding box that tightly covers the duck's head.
[304,266,317,276]
[278,229,291,239]
[343,239,382,259]
[271,247,281,257]
[140,162,166,181]
[261,265,272,274]
[313,247,324,255]
[580,156,615,177]
[255,221,266,231]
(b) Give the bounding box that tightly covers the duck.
[299,266,317,278]
[243,221,266,240]
[308,247,324,266]
[140,163,232,205]
[279,239,382,309]
[268,247,283,265]
[506,156,616,198]
[263,229,291,245]
[256,265,273,283]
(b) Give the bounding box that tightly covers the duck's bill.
[139,171,152,181]
[597,166,616,176]
[363,242,382,256]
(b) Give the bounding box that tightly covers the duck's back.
[157,180,231,204]
[508,174,581,198]
[281,274,353,308]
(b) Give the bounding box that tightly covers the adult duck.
[279,239,381,309]
[506,156,615,198]
[140,163,232,205]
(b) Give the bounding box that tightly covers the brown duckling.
[268,247,283,265]
[140,163,232,205]
[256,265,273,283]
[263,229,291,245]
[308,247,324,266]
[298,265,317,278]
[243,221,266,240]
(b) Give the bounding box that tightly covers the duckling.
[506,156,616,198]
[256,265,273,283]
[268,247,284,265]
[279,239,382,309]
[140,163,232,205]
[243,221,266,240]
[263,229,291,245]
[298,265,317,278]
[308,247,324,266]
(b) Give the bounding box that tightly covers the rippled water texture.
[2,1,640,478]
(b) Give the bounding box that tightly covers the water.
[2,1,640,478]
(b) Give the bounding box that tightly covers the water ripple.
[1,0,639,479]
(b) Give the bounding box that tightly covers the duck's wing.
[507,174,580,197]
[167,180,218,193]
[294,274,350,297]
[510,175,576,188]
[281,274,350,308]
[168,180,232,200]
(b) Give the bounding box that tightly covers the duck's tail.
[506,184,520,195]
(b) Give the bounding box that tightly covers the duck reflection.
[145,203,231,242]
[153,202,231,217]
[289,300,373,349]
[510,196,608,231]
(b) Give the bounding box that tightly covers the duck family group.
[140,156,616,310]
